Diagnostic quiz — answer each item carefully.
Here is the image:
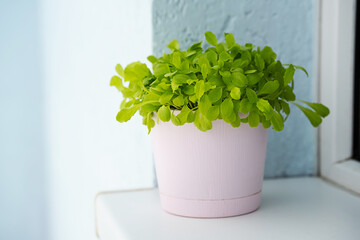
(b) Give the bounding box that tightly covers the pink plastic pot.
[151,118,268,218]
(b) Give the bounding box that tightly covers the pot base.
[159,191,262,218]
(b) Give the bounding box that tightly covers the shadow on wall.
[0,0,47,239]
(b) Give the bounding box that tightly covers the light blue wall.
[153,0,316,177]
[0,0,47,239]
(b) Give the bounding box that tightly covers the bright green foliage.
[284,64,295,86]
[230,87,241,100]
[115,64,124,77]
[225,33,235,48]
[246,88,258,103]
[110,31,329,133]
[158,105,171,122]
[205,31,217,46]
[208,87,222,103]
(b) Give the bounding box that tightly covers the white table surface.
[95,177,360,240]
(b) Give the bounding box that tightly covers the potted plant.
[110,31,329,218]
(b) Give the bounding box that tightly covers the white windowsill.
[95,177,360,240]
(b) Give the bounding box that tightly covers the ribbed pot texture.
[151,119,268,218]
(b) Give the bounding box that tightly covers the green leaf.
[115,64,124,77]
[284,64,295,86]
[280,101,290,115]
[116,106,139,122]
[207,105,220,121]
[187,41,203,52]
[232,72,247,87]
[170,74,189,92]
[110,76,133,97]
[201,63,210,79]
[220,70,232,78]
[258,80,279,95]
[147,55,157,63]
[194,110,212,131]
[208,74,225,87]
[172,74,190,84]
[231,114,241,127]
[292,102,322,127]
[158,105,171,122]
[256,99,273,114]
[164,71,177,78]
[241,50,252,62]
[141,103,159,112]
[241,117,249,123]
[247,72,263,85]
[183,85,195,95]
[239,98,251,114]
[198,55,211,79]
[171,81,180,92]
[122,99,135,109]
[189,94,197,103]
[181,60,190,71]
[177,105,191,124]
[274,99,281,112]
[233,99,241,115]
[229,43,240,56]
[205,31,217,46]
[223,113,236,123]
[245,69,257,74]
[248,111,260,127]
[172,52,182,68]
[208,87,222,103]
[294,65,309,77]
[297,100,330,118]
[185,50,196,58]
[159,90,173,104]
[230,87,241,100]
[219,51,231,61]
[255,54,265,71]
[168,40,180,51]
[225,33,235,48]
[153,63,170,77]
[231,68,244,73]
[285,64,309,77]
[216,43,226,53]
[260,46,277,64]
[246,88,258,103]
[187,111,195,123]
[171,113,181,126]
[232,59,248,69]
[271,112,284,131]
[173,95,184,106]
[198,55,210,66]
[124,62,151,82]
[220,98,234,118]
[199,94,211,114]
[262,119,271,129]
[110,76,124,92]
[195,80,205,100]
[143,92,160,102]
[206,50,218,65]
[283,86,296,101]
[146,113,155,133]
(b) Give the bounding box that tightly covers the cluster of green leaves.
[110,31,329,133]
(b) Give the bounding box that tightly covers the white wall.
[40,0,154,239]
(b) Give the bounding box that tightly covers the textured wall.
[153,0,316,177]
